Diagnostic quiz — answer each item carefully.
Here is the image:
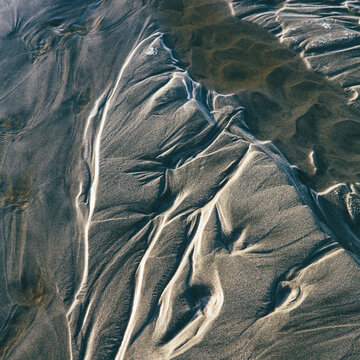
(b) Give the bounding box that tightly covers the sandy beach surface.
[1,0,360,359]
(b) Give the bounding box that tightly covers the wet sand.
[153,0,360,190]
[1,0,360,359]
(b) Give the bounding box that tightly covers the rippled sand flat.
[153,0,360,190]
[1,0,360,359]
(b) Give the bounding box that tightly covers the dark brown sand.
[153,0,360,191]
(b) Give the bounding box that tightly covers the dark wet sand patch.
[150,0,360,190]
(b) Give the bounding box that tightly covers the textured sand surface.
[1,0,360,359]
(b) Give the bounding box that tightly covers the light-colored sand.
[1,0,360,359]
